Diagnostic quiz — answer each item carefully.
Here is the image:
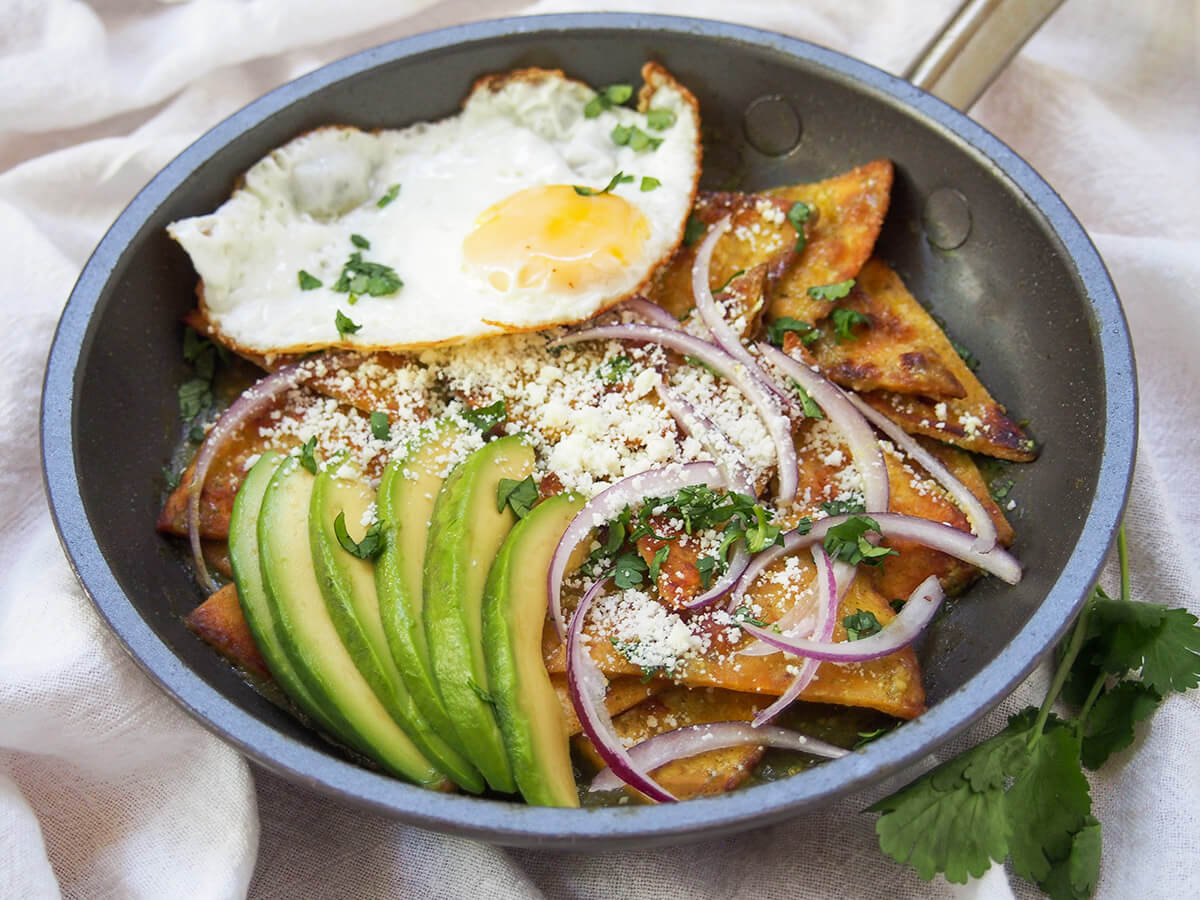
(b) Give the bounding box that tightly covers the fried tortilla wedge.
[572,686,769,800]
[837,264,1037,461]
[550,674,668,737]
[544,573,925,720]
[186,584,270,680]
[805,258,967,399]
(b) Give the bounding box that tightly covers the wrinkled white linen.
[1,0,1196,897]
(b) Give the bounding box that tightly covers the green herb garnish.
[820,497,866,517]
[683,215,706,246]
[376,183,400,208]
[731,606,769,628]
[823,515,897,567]
[177,378,212,421]
[613,551,649,590]
[333,511,384,560]
[843,609,883,641]
[574,171,634,196]
[645,108,676,130]
[807,279,855,301]
[297,269,323,291]
[369,410,390,441]
[298,436,319,474]
[460,399,507,432]
[640,175,661,192]
[332,251,402,297]
[597,354,634,383]
[766,316,822,347]
[648,545,670,583]
[792,382,825,419]
[830,307,870,342]
[497,475,538,519]
[334,310,361,337]
[787,201,812,253]
[584,83,634,118]
[350,233,370,249]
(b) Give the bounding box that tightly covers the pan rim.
[40,12,1137,848]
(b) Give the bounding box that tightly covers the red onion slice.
[546,462,727,640]
[846,392,998,552]
[654,381,755,496]
[567,577,677,803]
[551,325,798,504]
[187,363,307,591]
[756,342,888,514]
[750,546,839,724]
[588,720,847,792]
[740,575,945,662]
[620,295,684,331]
[691,216,762,373]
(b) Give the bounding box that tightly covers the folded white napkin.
[2,1,1196,897]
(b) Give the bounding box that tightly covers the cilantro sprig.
[787,201,812,253]
[871,527,1200,897]
[497,475,538,519]
[460,399,507,432]
[766,316,822,348]
[177,327,229,441]
[823,515,896,567]
[574,171,634,196]
[333,512,384,560]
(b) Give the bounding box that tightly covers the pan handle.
[904,0,1065,111]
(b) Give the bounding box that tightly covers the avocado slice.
[424,435,534,793]
[258,456,447,788]
[375,420,474,763]
[227,451,356,747]
[482,491,585,807]
[309,462,484,793]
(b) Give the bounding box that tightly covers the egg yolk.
[462,185,650,293]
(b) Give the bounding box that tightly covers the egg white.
[168,64,701,353]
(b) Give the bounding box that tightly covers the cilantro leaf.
[297,269,323,290]
[951,338,981,371]
[682,215,706,246]
[1080,680,1161,770]
[1083,591,1200,694]
[298,436,319,474]
[854,727,890,749]
[989,476,1015,503]
[596,354,634,383]
[731,606,768,628]
[640,175,661,192]
[497,475,538,519]
[648,545,670,583]
[350,233,370,249]
[613,551,649,590]
[334,512,384,560]
[786,201,812,253]
[584,83,633,117]
[1036,817,1101,900]
[332,251,402,297]
[334,310,361,337]
[696,556,719,590]
[823,515,896,567]
[1004,719,1092,884]
[610,124,632,145]
[628,127,662,152]
[376,183,400,207]
[369,410,390,441]
[646,108,676,130]
[574,171,634,196]
[807,279,855,301]
[177,378,213,421]
[461,399,507,432]
[830,307,870,342]
[842,609,882,641]
[766,316,821,347]
[820,497,865,517]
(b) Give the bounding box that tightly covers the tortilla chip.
[805,258,967,399]
[185,584,269,680]
[572,686,768,800]
[551,673,667,737]
[203,540,234,579]
[763,159,893,322]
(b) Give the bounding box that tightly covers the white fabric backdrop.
[2,0,1197,897]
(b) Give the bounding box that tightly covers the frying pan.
[40,12,1136,849]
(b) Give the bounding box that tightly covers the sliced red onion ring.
[654,381,755,496]
[546,462,727,640]
[588,720,847,792]
[737,549,855,657]
[567,577,676,803]
[740,574,946,663]
[550,325,798,504]
[846,392,998,552]
[187,362,307,591]
[620,295,683,331]
[756,342,888,514]
[691,216,761,371]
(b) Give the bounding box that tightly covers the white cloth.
[2,0,1197,897]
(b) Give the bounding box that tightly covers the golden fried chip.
[186,584,270,680]
[550,673,667,737]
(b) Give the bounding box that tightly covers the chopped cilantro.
[843,609,883,641]
[645,108,676,130]
[177,327,228,429]
[497,475,538,519]
[188,422,206,443]
[461,399,507,432]
[369,410,390,441]
[807,279,855,301]
[376,183,401,208]
[683,354,721,377]
[989,477,1015,503]
[682,215,706,246]
[830,307,870,342]
[890,597,907,614]
[823,515,897,567]
[298,436,319,474]
[766,316,822,347]
[334,512,384,560]
[854,727,890,749]
[584,83,633,118]
[792,382,825,419]
[332,251,402,297]
[177,378,212,421]
[596,354,634,383]
[952,338,981,371]
[696,556,719,590]
[639,666,664,684]
[787,201,812,253]
[610,124,632,145]
[640,175,661,192]
[350,233,370,249]
[297,269,323,291]
[612,551,649,590]
[163,466,181,491]
[731,606,768,628]
[573,171,634,197]
[820,497,865,517]
[628,127,663,152]
[334,310,361,337]
[871,525,1200,894]
[648,545,670,583]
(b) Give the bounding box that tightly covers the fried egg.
[168,64,701,354]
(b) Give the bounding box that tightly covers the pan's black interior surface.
[43,16,1135,848]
